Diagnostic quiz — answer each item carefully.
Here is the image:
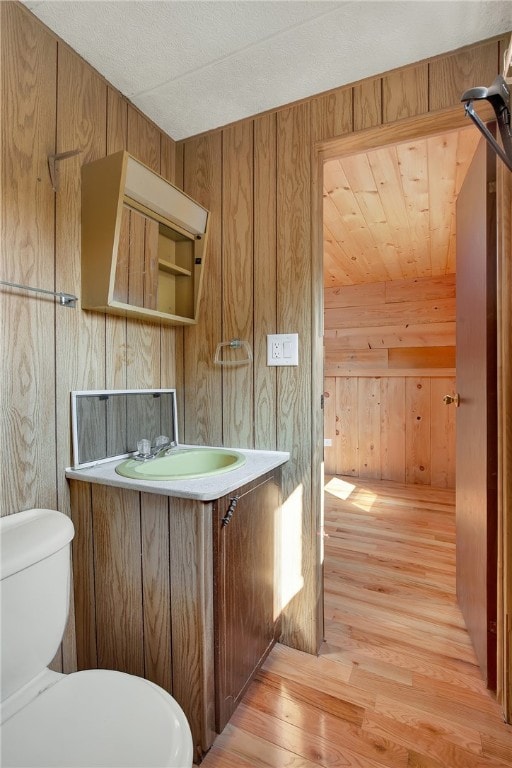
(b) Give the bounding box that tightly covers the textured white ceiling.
[23,1,512,141]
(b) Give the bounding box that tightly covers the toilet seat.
[1,669,193,767]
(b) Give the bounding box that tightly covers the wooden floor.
[202,476,512,767]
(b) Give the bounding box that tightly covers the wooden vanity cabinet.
[69,481,215,762]
[69,469,281,761]
[213,473,280,732]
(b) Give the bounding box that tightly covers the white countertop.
[65,445,289,501]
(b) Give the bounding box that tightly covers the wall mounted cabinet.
[81,151,209,325]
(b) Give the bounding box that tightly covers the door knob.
[443,393,460,407]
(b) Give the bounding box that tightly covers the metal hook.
[461,75,512,172]
[47,149,82,192]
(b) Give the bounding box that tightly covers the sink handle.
[154,435,170,449]
[136,438,152,458]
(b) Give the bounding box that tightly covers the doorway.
[321,128,475,487]
[311,106,511,720]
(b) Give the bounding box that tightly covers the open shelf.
[158,260,192,277]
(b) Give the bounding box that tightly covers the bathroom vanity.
[66,448,287,761]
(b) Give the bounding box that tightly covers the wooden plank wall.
[324,374,457,486]
[324,274,457,486]
[179,105,315,651]
[325,274,456,375]
[0,2,181,671]
[1,0,507,659]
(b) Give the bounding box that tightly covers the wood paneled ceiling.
[323,127,480,287]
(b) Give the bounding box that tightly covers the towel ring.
[214,339,253,367]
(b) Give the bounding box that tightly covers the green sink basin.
[115,448,246,481]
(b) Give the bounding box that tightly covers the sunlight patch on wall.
[277,483,304,612]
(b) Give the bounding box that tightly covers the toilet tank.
[0,509,75,702]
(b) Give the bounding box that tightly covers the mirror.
[71,389,178,468]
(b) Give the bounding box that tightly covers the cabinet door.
[213,472,280,732]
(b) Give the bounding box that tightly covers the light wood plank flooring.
[202,477,512,767]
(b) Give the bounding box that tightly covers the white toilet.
[0,508,193,768]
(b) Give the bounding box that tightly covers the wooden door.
[455,136,498,689]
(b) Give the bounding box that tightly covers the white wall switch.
[267,333,299,366]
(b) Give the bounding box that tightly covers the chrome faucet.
[134,435,177,461]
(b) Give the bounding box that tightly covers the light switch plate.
[267,333,299,366]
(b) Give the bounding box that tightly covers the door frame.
[310,103,512,720]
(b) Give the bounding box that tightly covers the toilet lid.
[1,670,193,768]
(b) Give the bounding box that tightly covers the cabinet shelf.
[158,259,192,277]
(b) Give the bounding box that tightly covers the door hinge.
[489,620,497,635]
[320,394,324,410]
[488,181,496,194]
